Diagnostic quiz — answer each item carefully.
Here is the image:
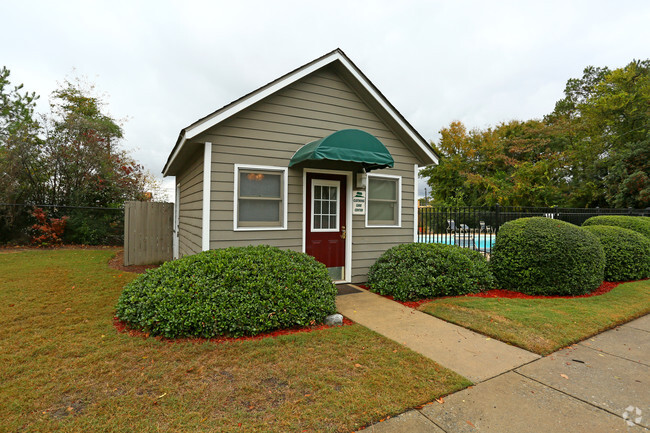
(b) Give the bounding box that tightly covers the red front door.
[306,173,346,280]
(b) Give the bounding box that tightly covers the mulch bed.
[113,316,354,345]
[357,280,636,309]
[107,250,160,274]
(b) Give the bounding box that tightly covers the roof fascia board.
[334,56,438,165]
[184,54,342,141]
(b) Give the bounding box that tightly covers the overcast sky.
[3,0,649,199]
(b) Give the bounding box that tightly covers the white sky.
[2,0,649,199]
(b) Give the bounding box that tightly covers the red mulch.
[107,250,160,274]
[466,280,625,299]
[113,316,354,344]
[358,279,640,308]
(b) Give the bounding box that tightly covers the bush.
[490,217,605,296]
[582,215,650,239]
[116,245,337,338]
[581,225,650,281]
[367,243,495,301]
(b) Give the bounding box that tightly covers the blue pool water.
[417,234,495,251]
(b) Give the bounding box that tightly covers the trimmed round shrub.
[581,225,650,282]
[582,215,650,239]
[367,243,495,301]
[116,245,337,338]
[490,217,605,296]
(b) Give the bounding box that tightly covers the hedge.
[582,215,650,239]
[490,217,605,296]
[116,245,337,338]
[581,225,650,281]
[367,243,495,301]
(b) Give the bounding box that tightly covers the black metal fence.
[0,203,124,245]
[417,205,650,254]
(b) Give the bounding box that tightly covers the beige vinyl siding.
[177,148,203,257]
[188,66,421,280]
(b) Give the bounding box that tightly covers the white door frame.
[302,168,352,283]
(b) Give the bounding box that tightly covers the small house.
[162,49,438,283]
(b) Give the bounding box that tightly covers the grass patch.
[0,249,469,432]
[419,280,650,355]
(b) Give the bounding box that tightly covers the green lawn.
[0,249,469,433]
[420,280,650,355]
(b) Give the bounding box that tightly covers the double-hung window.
[367,174,401,227]
[234,164,287,230]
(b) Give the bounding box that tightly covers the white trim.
[310,179,341,233]
[413,164,419,242]
[302,168,353,284]
[365,173,402,228]
[173,179,180,259]
[233,164,288,231]
[201,142,212,251]
[162,50,437,176]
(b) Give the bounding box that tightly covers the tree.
[43,77,153,207]
[0,67,45,204]
[547,59,650,207]
[421,120,568,207]
[422,58,650,209]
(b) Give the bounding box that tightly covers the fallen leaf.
[560,374,569,380]
[435,397,444,404]
[354,363,362,368]
[466,420,476,427]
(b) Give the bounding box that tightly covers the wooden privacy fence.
[124,201,174,266]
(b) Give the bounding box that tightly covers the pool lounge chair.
[479,221,493,233]
[447,220,469,233]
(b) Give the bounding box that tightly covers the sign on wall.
[352,190,366,215]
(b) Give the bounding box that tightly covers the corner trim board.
[202,142,212,251]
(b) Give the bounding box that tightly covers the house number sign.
[352,190,366,215]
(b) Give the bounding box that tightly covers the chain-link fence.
[0,203,124,245]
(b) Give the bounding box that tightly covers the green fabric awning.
[288,129,394,171]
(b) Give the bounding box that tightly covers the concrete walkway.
[351,309,650,432]
[336,287,539,382]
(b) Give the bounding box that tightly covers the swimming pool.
[417,234,495,251]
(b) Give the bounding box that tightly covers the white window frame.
[233,164,288,231]
[310,179,341,233]
[365,173,402,228]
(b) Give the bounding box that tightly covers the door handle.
[341,226,346,239]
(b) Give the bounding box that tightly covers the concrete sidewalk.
[336,287,539,383]
[358,314,650,432]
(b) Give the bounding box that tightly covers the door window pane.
[312,182,339,231]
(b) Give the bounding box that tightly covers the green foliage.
[421,58,650,208]
[62,208,123,245]
[367,243,495,301]
[490,217,605,296]
[582,215,650,239]
[420,119,569,207]
[116,245,337,338]
[581,225,650,281]
[0,67,46,206]
[548,59,650,207]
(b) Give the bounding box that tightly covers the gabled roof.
[162,48,438,176]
